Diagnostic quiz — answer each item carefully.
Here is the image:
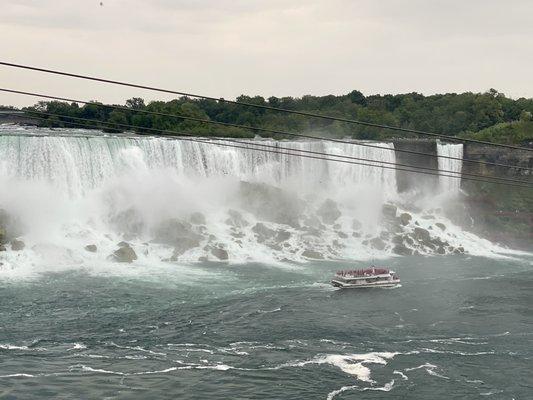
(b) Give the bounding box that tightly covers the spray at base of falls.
[0,126,520,278]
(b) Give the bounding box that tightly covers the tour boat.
[331,266,400,289]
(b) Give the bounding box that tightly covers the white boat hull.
[331,279,401,289]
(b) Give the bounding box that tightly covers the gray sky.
[1,0,532,107]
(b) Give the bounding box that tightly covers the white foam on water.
[279,351,398,382]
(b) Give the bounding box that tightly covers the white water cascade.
[0,126,514,277]
[436,142,463,194]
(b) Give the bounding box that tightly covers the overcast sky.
[1,0,532,107]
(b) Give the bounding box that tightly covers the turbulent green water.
[1,256,532,399]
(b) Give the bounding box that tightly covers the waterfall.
[436,142,463,194]
[0,126,506,273]
[0,128,398,199]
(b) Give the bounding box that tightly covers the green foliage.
[14,89,533,142]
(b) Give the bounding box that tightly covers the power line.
[9,110,532,189]
[16,106,533,187]
[2,87,531,173]
[1,61,531,153]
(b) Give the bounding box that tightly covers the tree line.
[6,88,533,144]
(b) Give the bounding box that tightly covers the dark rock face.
[382,204,398,218]
[413,227,431,242]
[153,219,203,258]
[392,244,413,256]
[211,247,229,260]
[109,208,144,239]
[85,244,97,253]
[399,213,412,226]
[190,212,206,225]
[435,222,446,231]
[111,243,137,263]
[10,239,25,251]
[369,237,386,251]
[225,209,249,228]
[252,223,276,243]
[302,249,324,259]
[238,181,303,228]
[317,199,341,225]
[0,245,6,252]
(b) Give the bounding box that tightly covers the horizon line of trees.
[1,88,532,143]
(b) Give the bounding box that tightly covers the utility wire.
[2,87,531,173]
[17,108,533,187]
[1,61,531,153]
[10,110,532,189]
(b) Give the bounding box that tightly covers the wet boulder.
[413,227,431,243]
[369,237,386,251]
[10,239,25,251]
[392,243,413,256]
[382,203,398,218]
[435,222,446,231]
[109,208,144,239]
[153,219,203,254]
[317,199,341,225]
[111,242,137,263]
[399,213,412,226]
[225,209,249,228]
[252,223,277,243]
[190,212,206,225]
[211,247,229,261]
[0,244,6,252]
[238,181,304,228]
[302,249,324,259]
[275,229,291,243]
[85,244,97,253]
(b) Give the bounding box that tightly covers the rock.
[0,244,6,252]
[302,249,324,259]
[392,244,413,256]
[369,237,386,251]
[190,212,206,225]
[415,221,420,226]
[225,209,249,228]
[211,247,228,260]
[317,199,341,225]
[382,203,397,218]
[252,223,276,243]
[109,208,144,238]
[0,227,6,246]
[111,243,137,263]
[11,239,25,251]
[337,231,348,239]
[437,246,446,255]
[85,244,97,253]
[352,232,361,238]
[230,231,245,239]
[457,246,465,253]
[399,212,412,226]
[153,219,203,255]
[267,243,283,251]
[198,256,208,262]
[238,181,303,228]
[303,215,325,231]
[413,227,431,242]
[435,223,446,231]
[333,223,341,230]
[352,219,362,230]
[275,229,291,243]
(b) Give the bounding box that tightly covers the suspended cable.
[7,110,531,189]
[1,61,531,152]
[2,87,531,173]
